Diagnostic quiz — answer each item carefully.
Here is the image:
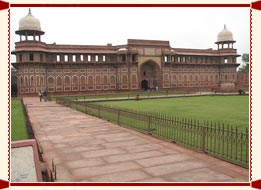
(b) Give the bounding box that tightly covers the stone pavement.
[23,97,249,182]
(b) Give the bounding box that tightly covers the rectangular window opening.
[29,53,34,61]
[40,54,43,62]
[57,55,60,62]
[88,55,91,62]
[73,55,76,62]
[80,55,84,62]
[64,55,68,62]
[122,55,126,62]
[164,56,168,62]
[19,54,23,62]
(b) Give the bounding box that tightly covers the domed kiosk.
[15,9,45,42]
[215,25,236,50]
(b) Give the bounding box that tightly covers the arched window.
[96,76,101,84]
[210,75,213,81]
[48,76,54,86]
[64,76,70,86]
[24,76,28,86]
[80,76,85,85]
[88,76,93,85]
[215,74,219,81]
[178,74,182,81]
[184,75,187,82]
[72,76,78,85]
[110,75,115,84]
[131,74,137,83]
[164,74,170,82]
[122,75,128,83]
[189,74,193,81]
[30,76,34,86]
[205,75,209,81]
[200,74,203,81]
[195,75,198,82]
[41,76,44,86]
[36,76,40,86]
[57,76,62,86]
[103,75,108,84]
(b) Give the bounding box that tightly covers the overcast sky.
[10,7,250,64]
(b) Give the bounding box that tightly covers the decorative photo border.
[1,0,260,189]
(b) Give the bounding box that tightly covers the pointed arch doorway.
[140,60,160,90]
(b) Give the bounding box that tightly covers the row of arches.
[18,74,139,87]
[19,75,45,87]
[47,74,138,86]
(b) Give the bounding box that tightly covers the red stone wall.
[236,73,249,91]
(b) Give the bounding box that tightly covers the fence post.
[148,115,151,135]
[201,126,206,153]
[98,107,101,118]
[117,109,120,124]
[76,98,78,110]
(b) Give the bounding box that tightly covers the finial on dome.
[29,8,31,14]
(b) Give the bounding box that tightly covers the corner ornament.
[252,0,261,10]
[252,179,261,189]
[0,179,9,190]
[0,0,9,11]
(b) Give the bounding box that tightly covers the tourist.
[43,90,48,102]
[210,84,215,93]
[38,90,42,102]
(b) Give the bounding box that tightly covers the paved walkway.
[23,97,249,182]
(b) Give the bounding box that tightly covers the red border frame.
[1,0,259,189]
[9,4,250,7]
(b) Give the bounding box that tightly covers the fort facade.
[12,9,241,96]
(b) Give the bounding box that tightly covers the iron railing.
[56,97,249,168]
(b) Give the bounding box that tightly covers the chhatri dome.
[15,8,44,41]
[217,24,234,42]
[18,8,42,31]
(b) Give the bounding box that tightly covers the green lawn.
[52,89,211,101]
[11,99,29,141]
[59,95,249,167]
[93,95,249,130]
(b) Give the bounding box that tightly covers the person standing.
[38,90,42,102]
[210,83,215,93]
[43,90,48,102]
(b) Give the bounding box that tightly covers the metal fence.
[56,97,249,168]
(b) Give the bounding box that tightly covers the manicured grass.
[52,89,212,101]
[61,96,249,168]
[11,99,29,141]
[63,96,249,167]
[93,95,249,130]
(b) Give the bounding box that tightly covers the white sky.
[10,7,250,64]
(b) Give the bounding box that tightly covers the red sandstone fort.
[11,9,248,96]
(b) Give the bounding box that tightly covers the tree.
[238,53,249,73]
[242,53,249,63]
